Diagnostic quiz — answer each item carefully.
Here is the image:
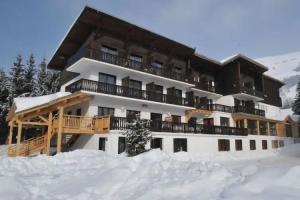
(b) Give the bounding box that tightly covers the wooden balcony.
[66,79,194,107]
[53,115,110,134]
[68,48,193,83]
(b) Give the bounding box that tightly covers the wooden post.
[16,121,23,156]
[267,122,270,136]
[57,107,64,154]
[8,121,14,145]
[256,120,260,135]
[243,119,248,128]
[46,112,53,155]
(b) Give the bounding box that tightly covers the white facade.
[59,58,298,157]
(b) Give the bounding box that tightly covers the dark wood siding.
[262,76,283,107]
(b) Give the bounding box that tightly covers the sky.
[0,0,300,71]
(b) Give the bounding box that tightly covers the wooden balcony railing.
[66,79,194,107]
[54,115,110,134]
[8,134,46,157]
[68,48,193,83]
[110,117,248,136]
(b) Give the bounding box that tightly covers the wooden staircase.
[7,134,47,157]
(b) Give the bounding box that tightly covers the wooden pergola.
[6,91,109,157]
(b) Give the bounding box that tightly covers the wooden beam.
[38,115,48,123]
[57,107,64,154]
[16,121,23,156]
[22,121,48,126]
[8,121,14,145]
[257,120,260,135]
[46,112,53,155]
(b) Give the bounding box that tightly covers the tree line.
[0,54,60,144]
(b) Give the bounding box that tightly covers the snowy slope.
[0,147,300,200]
[256,51,300,108]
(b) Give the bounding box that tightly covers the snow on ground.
[0,145,300,200]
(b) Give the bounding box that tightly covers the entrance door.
[118,137,126,154]
[173,138,187,152]
[151,113,162,131]
[151,138,163,150]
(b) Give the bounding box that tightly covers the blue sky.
[0,0,300,71]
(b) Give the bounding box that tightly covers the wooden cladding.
[263,76,283,107]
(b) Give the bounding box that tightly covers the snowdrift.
[0,145,300,200]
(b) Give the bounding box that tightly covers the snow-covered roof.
[268,108,300,122]
[221,54,269,71]
[14,92,71,113]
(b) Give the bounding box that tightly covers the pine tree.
[122,117,152,156]
[36,57,48,95]
[0,68,9,143]
[24,53,36,96]
[45,70,61,94]
[292,80,300,114]
[8,54,25,105]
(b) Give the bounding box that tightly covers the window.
[128,79,142,90]
[118,137,126,154]
[151,61,163,69]
[99,138,106,151]
[247,120,257,135]
[220,117,230,127]
[171,115,181,123]
[279,140,284,148]
[130,54,142,62]
[250,140,256,150]
[99,73,116,84]
[67,111,72,115]
[76,108,81,116]
[262,140,268,150]
[203,118,214,126]
[174,89,182,97]
[259,121,267,135]
[218,139,230,151]
[98,107,114,116]
[235,140,243,151]
[173,138,187,152]
[126,110,140,120]
[101,45,118,55]
[269,122,277,136]
[151,138,163,150]
[285,124,292,137]
[272,140,279,149]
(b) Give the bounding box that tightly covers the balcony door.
[99,73,116,94]
[128,79,142,98]
[129,54,143,70]
[151,113,162,131]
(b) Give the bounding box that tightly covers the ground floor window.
[218,139,230,151]
[250,140,256,150]
[262,140,268,150]
[279,140,284,148]
[235,139,243,151]
[99,137,106,151]
[118,137,126,154]
[151,138,163,150]
[272,140,279,149]
[173,138,187,152]
[98,106,115,116]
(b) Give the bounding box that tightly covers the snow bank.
[0,145,300,200]
[14,92,71,113]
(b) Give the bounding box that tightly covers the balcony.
[110,117,248,136]
[68,47,193,84]
[65,79,194,107]
[233,106,265,117]
[195,103,232,113]
[240,85,264,99]
[194,82,216,93]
